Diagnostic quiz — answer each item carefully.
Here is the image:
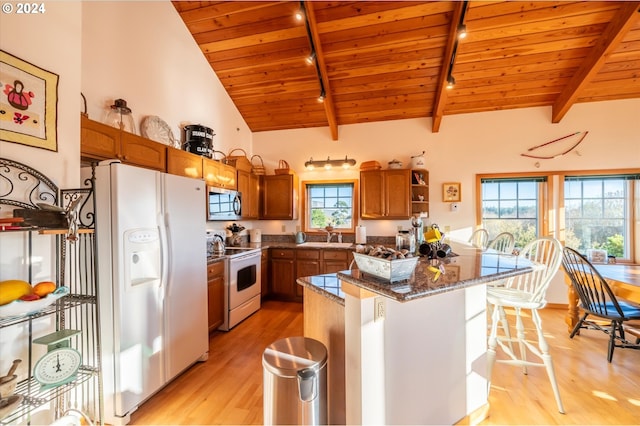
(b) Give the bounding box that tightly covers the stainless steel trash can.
[263,336,327,425]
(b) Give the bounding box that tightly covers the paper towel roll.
[355,225,367,244]
[249,229,262,243]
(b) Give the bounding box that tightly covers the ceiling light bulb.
[295,10,304,21]
[446,75,456,89]
[305,53,315,65]
[318,94,325,103]
[457,24,467,39]
[324,163,332,170]
[306,164,314,170]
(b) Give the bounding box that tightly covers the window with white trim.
[303,181,356,232]
[563,174,638,262]
[480,177,547,250]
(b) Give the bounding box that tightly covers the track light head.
[306,52,316,65]
[457,24,467,39]
[446,75,456,89]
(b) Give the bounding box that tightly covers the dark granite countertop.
[297,242,540,303]
[297,273,346,305]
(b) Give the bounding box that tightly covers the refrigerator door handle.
[158,212,170,296]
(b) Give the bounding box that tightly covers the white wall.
[0,1,82,188]
[253,99,640,303]
[81,1,252,156]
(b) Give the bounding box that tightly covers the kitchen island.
[297,242,539,425]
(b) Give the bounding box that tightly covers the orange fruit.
[33,281,56,297]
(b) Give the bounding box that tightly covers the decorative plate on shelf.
[140,116,179,148]
[0,287,69,319]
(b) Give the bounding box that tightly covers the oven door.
[228,252,261,309]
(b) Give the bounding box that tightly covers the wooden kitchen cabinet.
[296,250,321,298]
[270,249,297,301]
[268,247,354,302]
[260,174,298,220]
[166,146,203,179]
[237,169,259,219]
[261,248,269,299]
[203,157,237,189]
[322,250,351,274]
[81,115,166,171]
[207,260,225,332]
[360,169,411,219]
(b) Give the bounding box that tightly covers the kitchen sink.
[298,242,354,248]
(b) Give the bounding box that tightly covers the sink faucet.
[325,230,337,243]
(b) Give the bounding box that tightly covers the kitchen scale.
[32,330,82,390]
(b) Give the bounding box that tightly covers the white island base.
[342,281,489,425]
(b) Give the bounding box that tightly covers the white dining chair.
[468,228,489,249]
[487,231,515,254]
[486,236,564,414]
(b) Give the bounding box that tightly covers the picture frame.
[0,50,59,151]
[443,182,461,202]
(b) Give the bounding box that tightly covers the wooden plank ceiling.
[173,1,640,138]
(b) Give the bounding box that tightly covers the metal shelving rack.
[0,158,102,425]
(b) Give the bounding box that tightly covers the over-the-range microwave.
[207,186,242,221]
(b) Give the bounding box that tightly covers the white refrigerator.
[93,161,208,425]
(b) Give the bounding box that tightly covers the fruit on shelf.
[19,294,41,301]
[0,280,33,305]
[33,281,56,297]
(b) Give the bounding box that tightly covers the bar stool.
[486,236,564,414]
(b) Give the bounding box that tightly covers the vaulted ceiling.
[173,1,640,139]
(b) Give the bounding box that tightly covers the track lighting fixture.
[298,1,328,104]
[446,1,468,91]
[305,156,356,171]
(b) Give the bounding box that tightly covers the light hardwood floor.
[130,300,639,425]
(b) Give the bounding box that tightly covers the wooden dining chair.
[486,236,564,413]
[487,232,515,254]
[561,247,640,362]
[468,228,489,249]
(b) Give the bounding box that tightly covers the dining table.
[564,263,640,333]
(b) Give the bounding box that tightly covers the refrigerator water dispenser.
[123,228,161,287]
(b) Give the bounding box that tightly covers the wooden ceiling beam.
[552,2,640,123]
[305,1,339,140]
[431,1,466,133]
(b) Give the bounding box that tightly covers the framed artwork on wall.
[0,50,59,151]
[443,182,461,202]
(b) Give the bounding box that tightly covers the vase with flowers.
[226,223,245,246]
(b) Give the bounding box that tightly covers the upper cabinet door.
[384,169,411,219]
[360,169,410,219]
[120,132,166,171]
[203,158,237,189]
[80,115,121,161]
[360,170,385,219]
[81,115,166,171]
[260,174,298,220]
[167,147,203,179]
